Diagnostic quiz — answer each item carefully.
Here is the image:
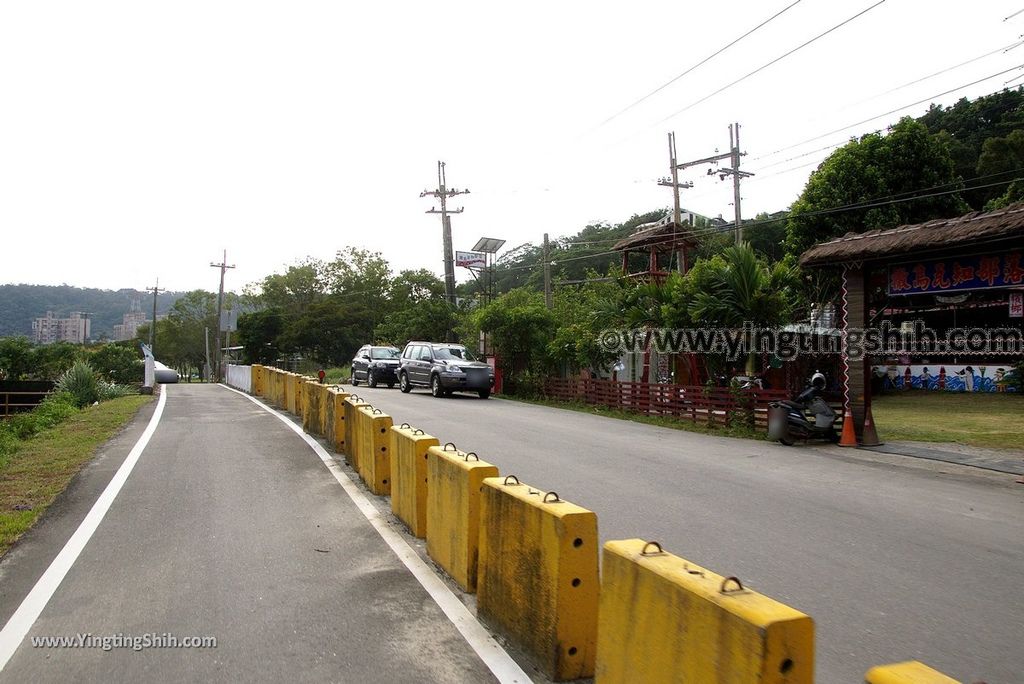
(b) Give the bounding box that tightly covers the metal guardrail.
[1,389,53,417]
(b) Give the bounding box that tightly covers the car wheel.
[368,373,377,388]
[779,437,795,446]
[478,389,490,399]
[431,375,444,398]
[351,375,359,386]
[399,372,411,393]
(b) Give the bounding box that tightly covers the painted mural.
[872,364,1019,392]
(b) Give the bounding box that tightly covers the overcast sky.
[3,1,1023,294]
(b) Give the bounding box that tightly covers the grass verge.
[504,395,768,441]
[0,394,154,558]
[871,391,1023,450]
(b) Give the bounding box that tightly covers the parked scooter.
[768,372,839,445]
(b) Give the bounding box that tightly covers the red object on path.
[317,369,326,384]
[838,407,858,447]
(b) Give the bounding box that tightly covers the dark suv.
[350,345,401,388]
[398,342,494,398]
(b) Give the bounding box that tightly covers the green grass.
[322,365,351,384]
[871,391,1023,450]
[506,395,768,441]
[0,394,154,558]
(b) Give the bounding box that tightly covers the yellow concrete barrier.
[342,395,371,467]
[272,369,285,406]
[425,444,498,593]
[302,380,321,434]
[477,477,598,681]
[356,406,393,495]
[864,661,961,683]
[268,368,286,408]
[596,539,814,684]
[389,424,439,538]
[287,373,299,415]
[251,364,264,396]
[313,383,329,435]
[324,387,349,452]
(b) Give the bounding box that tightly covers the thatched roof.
[800,202,1024,267]
[612,215,699,252]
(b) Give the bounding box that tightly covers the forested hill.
[0,284,182,338]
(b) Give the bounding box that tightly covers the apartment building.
[31,311,92,344]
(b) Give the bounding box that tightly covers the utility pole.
[674,123,753,246]
[658,131,694,273]
[720,122,754,244]
[209,250,235,382]
[420,161,470,309]
[543,233,553,309]
[147,278,165,358]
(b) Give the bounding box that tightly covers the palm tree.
[688,243,796,376]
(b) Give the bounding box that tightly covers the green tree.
[977,129,1024,210]
[785,117,967,259]
[919,88,1024,208]
[87,342,143,383]
[139,290,221,379]
[0,337,35,380]
[253,258,330,315]
[472,288,556,393]
[329,248,393,334]
[687,243,797,375]
[375,270,454,345]
[236,308,285,364]
[547,277,623,374]
[280,300,364,366]
[30,342,82,380]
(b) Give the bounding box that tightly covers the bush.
[88,343,144,383]
[98,381,136,401]
[0,393,77,440]
[1007,360,1024,393]
[55,361,101,408]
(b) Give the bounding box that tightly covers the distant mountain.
[0,284,184,339]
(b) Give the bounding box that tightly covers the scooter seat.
[779,400,805,410]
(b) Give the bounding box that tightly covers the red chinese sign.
[888,251,1024,295]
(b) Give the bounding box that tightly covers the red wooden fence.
[543,378,790,430]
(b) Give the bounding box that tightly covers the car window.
[371,347,400,360]
[433,346,476,361]
[402,346,413,359]
[417,346,433,361]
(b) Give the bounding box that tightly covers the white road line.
[222,384,531,684]
[0,387,168,672]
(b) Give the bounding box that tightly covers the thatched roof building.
[800,202,1024,267]
[611,214,700,252]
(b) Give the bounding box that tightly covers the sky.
[3,1,1024,294]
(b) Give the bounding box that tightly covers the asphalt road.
[0,384,502,683]
[350,383,1024,684]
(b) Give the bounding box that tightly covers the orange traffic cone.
[860,404,882,447]
[838,407,858,447]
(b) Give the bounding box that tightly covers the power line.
[656,1,888,125]
[1004,8,1024,21]
[757,65,1024,159]
[849,39,1024,107]
[495,172,1024,274]
[599,0,804,126]
[750,141,845,170]
[749,41,1024,166]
